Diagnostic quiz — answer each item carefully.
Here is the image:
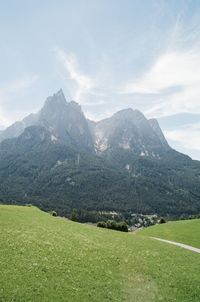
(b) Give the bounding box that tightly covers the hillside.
[1,205,200,302]
[139,218,200,248]
[0,90,199,217]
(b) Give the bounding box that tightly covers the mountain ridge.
[0,90,199,217]
[0,89,171,157]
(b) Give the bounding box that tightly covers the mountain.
[92,108,169,157]
[0,90,93,150]
[0,90,200,217]
[0,94,169,155]
[0,112,39,142]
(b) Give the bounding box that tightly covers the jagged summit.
[38,90,94,149]
[43,89,67,110]
[0,90,93,149]
[0,89,169,155]
[53,89,66,100]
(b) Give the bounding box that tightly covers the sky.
[0,0,200,159]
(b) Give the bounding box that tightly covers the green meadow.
[139,218,200,248]
[1,205,200,302]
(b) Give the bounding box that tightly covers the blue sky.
[0,0,200,159]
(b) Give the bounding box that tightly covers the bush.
[117,221,128,232]
[159,218,166,224]
[70,209,78,221]
[97,221,107,228]
[106,220,117,230]
[97,220,128,232]
[49,211,57,217]
[26,204,32,207]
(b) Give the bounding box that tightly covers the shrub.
[106,220,117,230]
[97,220,128,232]
[49,211,57,217]
[159,218,166,224]
[26,204,32,207]
[70,209,78,221]
[97,221,107,228]
[117,221,128,232]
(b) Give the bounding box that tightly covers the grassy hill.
[1,205,200,301]
[139,218,200,248]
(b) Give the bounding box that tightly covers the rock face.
[0,90,94,150]
[38,90,94,149]
[91,108,170,157]
[0,112,39,143]
[0,90,169,157]
[148,118,169,148]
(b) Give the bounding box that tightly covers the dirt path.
[151,237,200,254]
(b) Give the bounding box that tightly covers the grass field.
[1,205,200,302]
[139,219,200,248]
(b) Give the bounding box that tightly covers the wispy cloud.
[55,48,95,102]
[122,49,200,117]
[164,122,200,152]
[55,47,116,109]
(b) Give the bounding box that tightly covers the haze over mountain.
[0,90,170,156]
[1,1,200,161]
[0,90,199,217]
[0,90,93,150]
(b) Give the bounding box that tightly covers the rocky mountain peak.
[36,91,93,149]
[0,90,94,150]
[113,108,143,119]
[69,100,82,112]
[92,108,170,156]
[148,118,169,148]
[42,89,67,112]
[0,89,170,155]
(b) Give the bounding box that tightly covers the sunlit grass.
[139,218,200,248]
[1,205,200,301]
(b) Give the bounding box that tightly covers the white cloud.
[164,122,200,151]
[55,48,116,107]
[123,50,200,117]
[55,49,95,102]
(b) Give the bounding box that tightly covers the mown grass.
[1,205,200,302]
[139,218,200,248]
